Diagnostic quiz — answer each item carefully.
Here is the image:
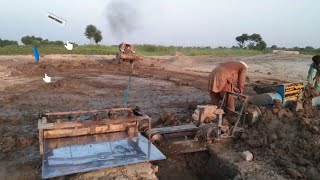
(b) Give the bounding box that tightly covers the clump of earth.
[235,85,320,179]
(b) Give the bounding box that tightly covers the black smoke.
[106,0,140,38]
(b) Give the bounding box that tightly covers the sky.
[0,0,319,48]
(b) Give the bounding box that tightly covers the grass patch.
[299,51,320,56]
[0,45,265,56]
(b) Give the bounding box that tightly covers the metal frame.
[38,107,152,155]
[219,91,248,137]
[41,132,165,179]
[38,107,164,179]
[146,124,209,154]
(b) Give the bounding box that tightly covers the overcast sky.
[1,0,319,47]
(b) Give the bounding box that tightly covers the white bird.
[43,74,51,83]
[64,41,73,51]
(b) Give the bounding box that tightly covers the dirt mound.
[49,79,76,89]
[166,52,194,67]
[236,89,320,179]
[8,59,132,77]
[10,62,62,76]
[174,51,184,56]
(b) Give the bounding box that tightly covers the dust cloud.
[106,0,141,39]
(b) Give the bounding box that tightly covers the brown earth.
[0,53,317,179]
[235,85,320,179]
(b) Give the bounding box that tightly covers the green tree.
[235,33,267,51]
[305,46,314,52]
[249,33,262,42]
[235,33,249,48]
[21,36,65,46]
[255,40,267,51]
[271,45,277,49]
[53,41,64,46]
[21,36,41,46]
[21,36,33,45]
[84,25,97,44]
[93,30,103,44]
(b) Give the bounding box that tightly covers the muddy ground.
[0,53,316,179]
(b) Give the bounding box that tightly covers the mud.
[152,112,191,128]
[70,162,159,180]
[236,86,320,179]
[155,151,238,180]
[0,54,317,179]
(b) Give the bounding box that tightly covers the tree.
[235,33,267,51]
[255,40,267,51]
[53,41,64,46]
[93,30,103,44]
[21,36,34,45]
[236,33,249,48]
[293,47,300,51]
[249,33,262,42]
[247,34,263,48]
[271,45,277,49]
[305,46,314,52]
[21,36,41,46]
[84,25,97,44]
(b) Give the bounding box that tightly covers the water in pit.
[154,151,239,180]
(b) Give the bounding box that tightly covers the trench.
[154,151,239,180]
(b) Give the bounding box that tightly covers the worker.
[119,43,126,52]
[208,61,248,111]
[307,55,320,91]
[119,43,135,54]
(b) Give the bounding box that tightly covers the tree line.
[0,38,18,47]
[0,28,318,53]
[0,24,103,47]
[270,45,320,53]
[21,36,64,46]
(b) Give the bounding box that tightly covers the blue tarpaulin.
[33,47,40,62]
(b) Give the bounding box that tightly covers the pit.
[155,151,239,180]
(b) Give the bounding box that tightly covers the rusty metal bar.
[147,124,198,137]
[39,116,150,130]
[162,131,196,139]
[44,108,133,116]
[231,96,248,137]
[219,91,248,137]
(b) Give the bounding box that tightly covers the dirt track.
[0,53,316,179]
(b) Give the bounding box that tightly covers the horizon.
[1,0,319,48]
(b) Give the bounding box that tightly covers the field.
[1,45,318,57]
[0,52,319,180]
[0,45,265,56]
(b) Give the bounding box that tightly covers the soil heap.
[235,85,320,179]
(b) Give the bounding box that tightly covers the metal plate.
[42,132,166,179]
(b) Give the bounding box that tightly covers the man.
[208,61,248,111]
[119,43,135,53]
[307,55,320,92]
